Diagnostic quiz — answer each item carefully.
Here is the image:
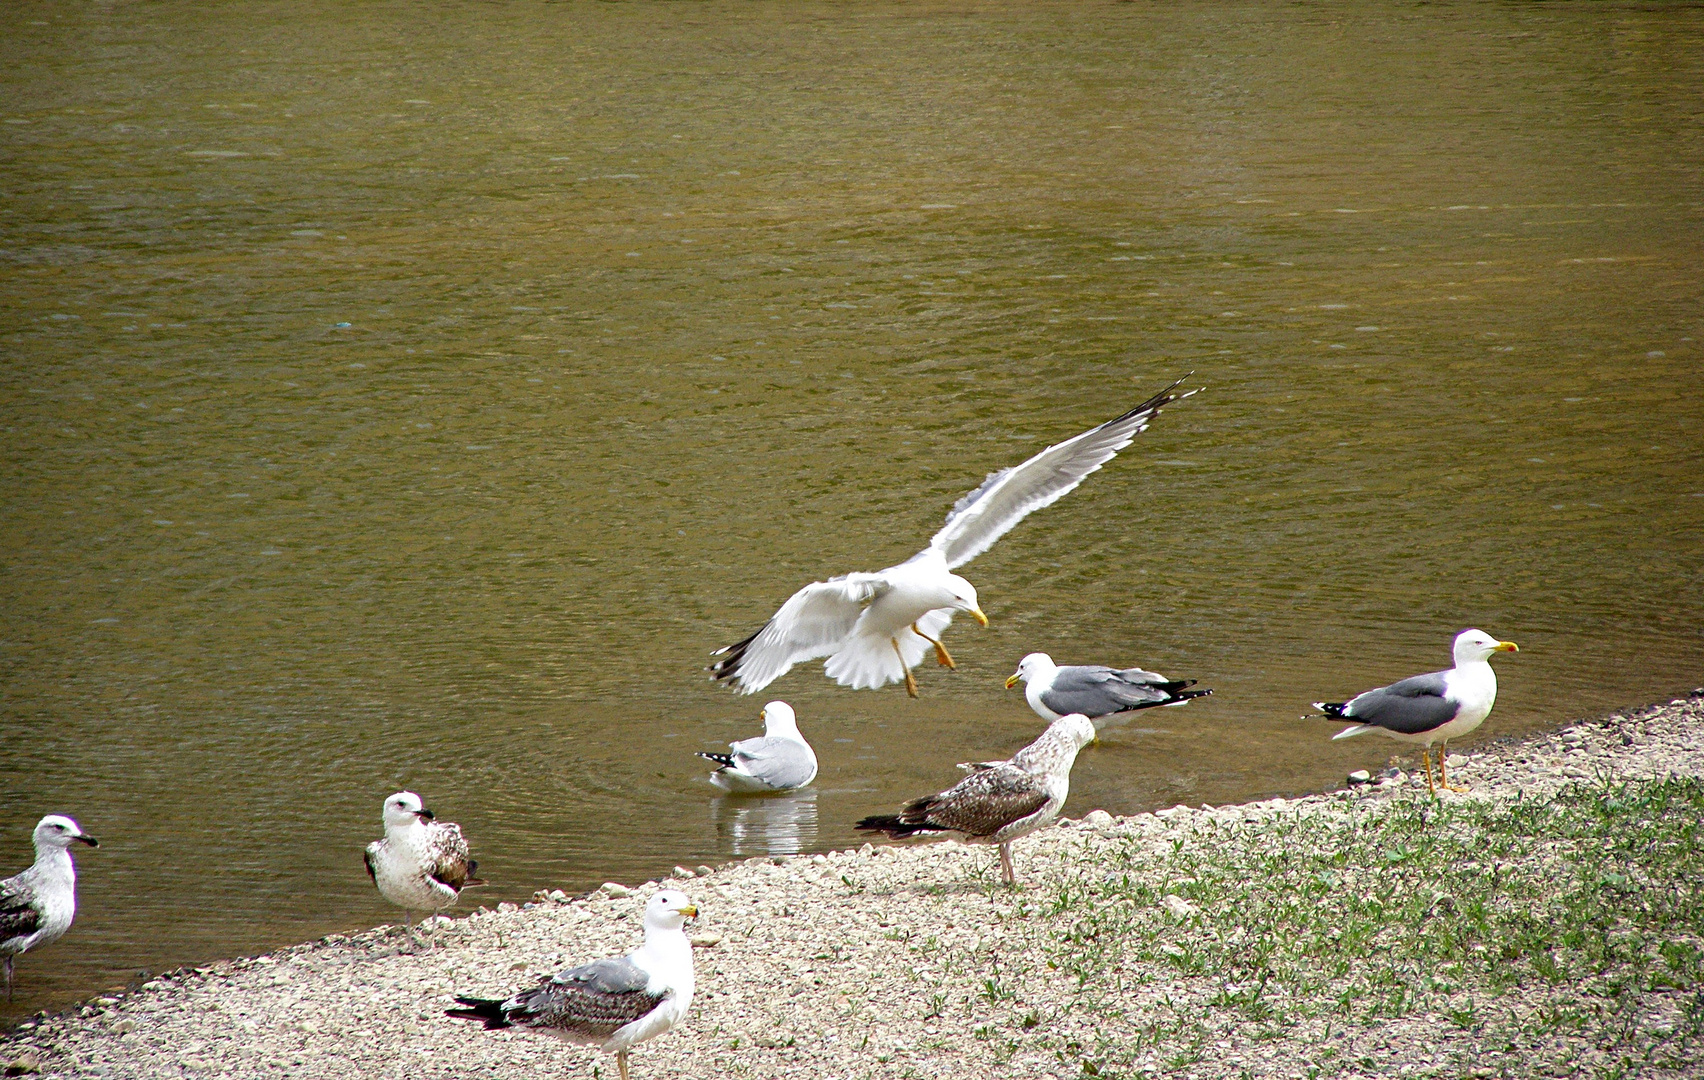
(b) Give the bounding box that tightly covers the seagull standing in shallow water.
[364,791,485,950]
[1312,628,1519,794]
[697,700,818,793]
[710,377,1200,697]
[855,713,1097,885]
[1,815,98,1000]
[447,890,698,1080]
[1006,651,1211,725]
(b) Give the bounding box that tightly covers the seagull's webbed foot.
[911,622,956,669]
[891,638,920,698]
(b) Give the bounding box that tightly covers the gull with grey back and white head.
[855,713,1097,885]
[364,791,485,950]
[696,700,818,793]
[1311,628,1519,794]
[1,814,98,1000]
[1006,651,1212,727]
[447,889,699,1080]
[710,377,1200,698]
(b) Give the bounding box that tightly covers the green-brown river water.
[2,0,1701,1017]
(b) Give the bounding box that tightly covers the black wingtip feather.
[697,751,736,768]
[1314,701,1350,719]
[446,997,510,1029]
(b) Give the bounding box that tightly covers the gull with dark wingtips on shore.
[1,815,98,1001]
[447,889,699,1080]
[856,713,1097,885]
[710,377,1201,698]
[1311,628,1519,794]
[1006,651,1211,727]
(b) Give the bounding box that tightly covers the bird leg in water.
[998,843,1017,886]
[911,623,956,669]
[617,1049,630,1080]
[1438,742,1470,793]
[891,638,919,697]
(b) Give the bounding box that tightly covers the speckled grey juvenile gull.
[696,700,819,793]
[364,791,485,950]
[1313,628,1518,793]
[1005,651,1211,725]
[856,713,1096,885]
[710,377,1200,698]
[1,815,98,1000]
[447,890,699,1080]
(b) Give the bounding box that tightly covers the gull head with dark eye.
[382,790,428,828]
[646,889,699,928]
[1453,628,1519,665]
[35,814,98,849]
[943,574,989,627]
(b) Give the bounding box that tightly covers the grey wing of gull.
[1342,672,1460,734]
[1040,666,1176,717]
[509,958,663,1038]
[0,878,40,944]
[729,736,817,790]
[710,573,891,694]
[924,377,1196,570]
[915,765,1052,839]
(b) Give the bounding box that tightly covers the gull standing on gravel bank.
[1,815,98,1000]
[1006,651,1211,725]
[364,791,484,950]
[856,713,1097,885]
[448,889,699,1080]
[710,377,1200,698]
[1311,628,1519,794]
[696,700,818,793]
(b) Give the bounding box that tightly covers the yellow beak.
[1005,672,1021,690]
[969,606,989,628]
[680,905,699,918]
[1494,641,1519,653]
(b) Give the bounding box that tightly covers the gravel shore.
[4,693,1701,1080]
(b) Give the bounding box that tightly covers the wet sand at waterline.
[3,0,1702,1016]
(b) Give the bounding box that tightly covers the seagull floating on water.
[1,815,98,1000]
[364,791,485,949]
[448,889,699,1080]
[856,713,1096,885]
[1312,628,1519,794]
[697,700,818,793]
[710,377,1200,697]
[1006,651,1211,726]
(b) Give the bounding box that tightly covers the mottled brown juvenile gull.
[1006,651,1211,725]
[855,713,1096,885]
[710,376,1200,698]
[1,815,98,1000]
[1312,628,1518,794]
[696,700,819,793]
[448,890,698,1080]
[364,790,485,950]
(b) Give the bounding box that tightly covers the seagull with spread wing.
[710,376,1199,697]
[447,890,698,1080]
[1312,628,1519,794]
[855,713,1096,885]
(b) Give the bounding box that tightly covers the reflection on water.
[709,790,820,858]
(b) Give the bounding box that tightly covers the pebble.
[599,882,630,898]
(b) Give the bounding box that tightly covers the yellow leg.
[1439,742,1470,793]
[911,622,956,669]
[1420,748,1437,796]
[891,638,919,698]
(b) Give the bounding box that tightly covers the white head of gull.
[697,700,819,794]
[448,889,699,1080]
[709,376,1200,698]
[1313,628,1519,794]
[1,814,98,1000]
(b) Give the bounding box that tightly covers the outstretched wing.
[710,572,891,694]
[925,377,1197,570]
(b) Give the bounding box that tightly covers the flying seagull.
[364,790,485,950]
[855,713,1096,885]
[1,815,98,1000]
[1312,628,1519,794]
[448,889,698,1080]
[711,377,1200,697]
[1006,651,1211,725]
[697,700,819,793]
